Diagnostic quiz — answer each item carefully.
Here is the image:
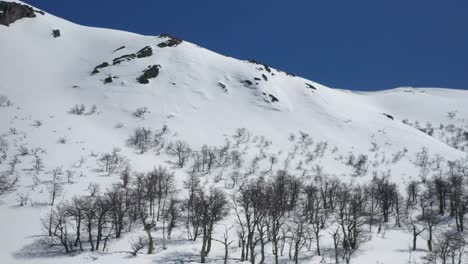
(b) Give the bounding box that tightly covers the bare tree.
[168,140,191,168]
[335,184,369,264]
[191,187,229,263]
[213,226,235,264]
[426,230,466,264]
[0,173,18,197]
[49,182,63,206]
[130,236,148,256]
[0,135,8,162]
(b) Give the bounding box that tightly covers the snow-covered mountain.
[1,1,467,264]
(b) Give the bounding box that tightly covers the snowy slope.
[1,1,468,264]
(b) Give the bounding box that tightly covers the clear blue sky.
[24,0,468,91]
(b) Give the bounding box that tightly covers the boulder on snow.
[136,46,153,58]
[269,94,279,102]
[248,60,272,73]
[91,62,110,75]
[383,113,394,120]
[218,82,228,92]
[113,46,126,53]
[242,80,253,86]
[104,76,113,84]
[52,29,61,38]
[157,33,183,48]
[137,65,161,84]
[113,53,136,65]
[0,1,36,26]
[305,83,317,90]
[112,46,153,64]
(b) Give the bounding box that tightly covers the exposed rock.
[136,46,153,58]
[248,60,271,73]
[262,74,268,81]
[0,1,36,26]
[113,53,136,65]
[113,46,126,53]
[242,80,253,86]
[112,46,153,64]
[305,83,317,90]
[137,65,161,84]
[254,77,261,81]
[52,29,61,38]
[157,33,183,48]
[104,76,113,84]
[91,62,110,75]
[383,113,394,120]
[269,94,279,102]
[218,82,227,92]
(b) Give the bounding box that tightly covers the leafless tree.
[191,187,229,263]
[0,173,18,197]
[168,140,191,168]
[213,226,235,264]
[130,236,148,256]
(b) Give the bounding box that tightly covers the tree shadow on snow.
[153,252,199,264]
[12,236,72,259]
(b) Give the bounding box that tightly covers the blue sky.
[24,0,468,91]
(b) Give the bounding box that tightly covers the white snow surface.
[0,1,468,264]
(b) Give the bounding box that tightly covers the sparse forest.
[4,124,459,264]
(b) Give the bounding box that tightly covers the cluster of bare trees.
[0,94,12,107]
[37,126,468,264]
[97,147,128,176]
[230,170,376,264]
[127,125,169,154]
[43,166,179,255]
[345,153,369,177]
[229,155,467,264]
[68,104,97,115]
[0,172,17,197]
[403,116,468,152]
[398,157,468,264]
[43,165,231,263]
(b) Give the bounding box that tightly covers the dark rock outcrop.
[113,54,136,65]
[242,80,253,86]
[248,60,272,73]
[157,33,183,48]
[218,82,228,92]
[113,46,126,53]
[91,62,110,75]
[269,94,279,102]
[112,46,153,65]
[104,76,113,84]
[136,46,153,58]
[137,65,161,84]
[305,83,317,90]
[0,1,36,26]
[383,113,394,120]
[52,29,61,38]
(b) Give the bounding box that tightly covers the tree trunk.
[146,229,154,254]
[201,237,207,263]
